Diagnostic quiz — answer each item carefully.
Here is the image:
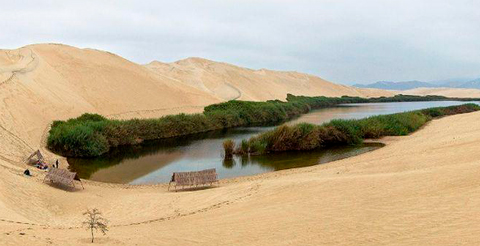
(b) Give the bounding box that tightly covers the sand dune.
[1,108,480,245]
[146,57,394,101]
[0,44,395,165]
[403,87,480,98]
[1,43,480,245]
[1,43,479,165]
[0,44,218,164]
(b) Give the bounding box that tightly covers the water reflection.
[224,143,384,171]
[69,128,264,183]
[68,101,479,184]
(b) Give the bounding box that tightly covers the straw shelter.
[43,168,84,189]
[168,168,218,191]
[26,149,44,165]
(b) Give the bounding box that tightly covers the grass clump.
[223,139,235,159]
[234,139,250,155]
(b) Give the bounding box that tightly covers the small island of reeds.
[223,103,480,158]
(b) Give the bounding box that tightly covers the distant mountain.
[429,78,473,87]
[353,81,436,90]
[457,78,480,89]
[354,78,480,90]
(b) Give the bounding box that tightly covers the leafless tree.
[82,208,109,243]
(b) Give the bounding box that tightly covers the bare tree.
[82,208,109,243]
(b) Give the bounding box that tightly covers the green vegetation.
[226,104,480,155]
[48,94,480,157]
[223,139,235,159]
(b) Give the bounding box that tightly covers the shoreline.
[3,43,480,245]
[65,103,478,185]
[1,118,421,190]
[63,119,423,189]
[47,95,480,158]
[1,111,480,245]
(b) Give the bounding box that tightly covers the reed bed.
[48,94,479,157]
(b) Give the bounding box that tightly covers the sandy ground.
[1,43,479,168]
[403,87,480,98]
[2,43,480,245]
[0,43,478,167]
[1,105,480,245]
[0,43,396,168]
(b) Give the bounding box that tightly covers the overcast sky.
[1,0,479,84]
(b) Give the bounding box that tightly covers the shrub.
[248,137,268,155]
[75,113,108,122]
[265,124,322,152]
[223,139,235,159]
[325,120,363,145]
[235,139,250,155]
[47,94,480,158]
[236,104,480,155]
[47,121,109,157]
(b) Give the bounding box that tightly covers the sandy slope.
[1,43,479,167]
[0,44,220,166]
[1,43,480,245]
[146,58,393,101]
[0,44,398,166]
[403,87,480,98]
[1,108,480,245]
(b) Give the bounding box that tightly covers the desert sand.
[403,87,480,98]
[0,43,396,167]
[1,104,480,245]
[1,44,480,245]
[1,43,478,167]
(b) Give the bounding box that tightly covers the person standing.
[55,159,59,168]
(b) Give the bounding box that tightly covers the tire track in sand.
[0,48,38,161]
[0,48,37,86]
[0,181,262,230]
[111,181,262,228]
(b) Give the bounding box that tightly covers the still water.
[68,101,478,184]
